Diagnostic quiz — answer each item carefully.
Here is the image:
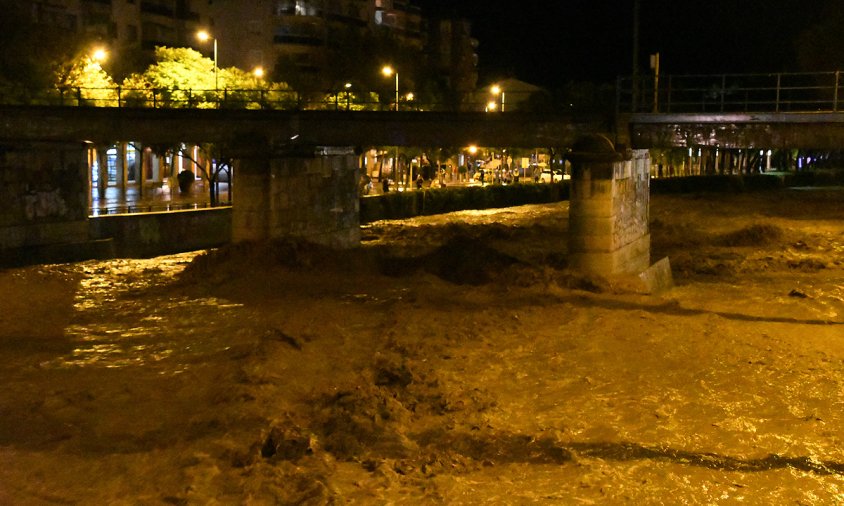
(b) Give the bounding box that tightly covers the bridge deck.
[0,106,611,149]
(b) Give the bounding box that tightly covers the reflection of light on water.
[46,253,244,372]
[797,280,844,320]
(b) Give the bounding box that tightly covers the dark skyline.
[416,0,827,88]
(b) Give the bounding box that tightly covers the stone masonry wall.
[233,147,360,248]
[0,142,89,250]
[568,149,651,275]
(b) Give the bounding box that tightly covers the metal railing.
[618,71,844,114]
[12,73,843,114]
[89,201,231,217]
[0,85,532,112]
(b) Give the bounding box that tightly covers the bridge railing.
[618,71,844,114]
[0,85,524,112]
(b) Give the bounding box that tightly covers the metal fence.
[0,85,519,112]
[619,71,844,114]
[89,201,231,217]
[9,73,844,114]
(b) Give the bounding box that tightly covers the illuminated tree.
[55,55,117,106]
[120,47,297,109]
[120,47,217,108]
[220,67,297,110]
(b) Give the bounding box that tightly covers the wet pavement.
[90,175,540,214]
[89,182,231,216]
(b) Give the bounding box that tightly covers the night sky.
[415,0,827,88]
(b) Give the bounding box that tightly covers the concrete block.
[610,256,674,294]
[638,256,673,293]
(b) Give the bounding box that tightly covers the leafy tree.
[121,46,297,109]
[321,89,381,111]
[0,0,94,102]
[273,27,459,110]
[219,67,298,109]
[56,56,117,106]
[120,47,217,108]
[175,143,232,205]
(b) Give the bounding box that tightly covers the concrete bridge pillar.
[0,141,112,264]
[232,144,361,248]
[95,145,110,199]
[567,135,671,291]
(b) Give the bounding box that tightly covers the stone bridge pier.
[0,141,113,264]
[566,135,672,292]
[232,143,361,248]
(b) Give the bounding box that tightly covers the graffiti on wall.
[22,189,69,221]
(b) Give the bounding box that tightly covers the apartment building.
[205,0,427,86]
[24,0,476,92]
[27,1,201,53]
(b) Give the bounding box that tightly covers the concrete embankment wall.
[361,172,844,223]
[89,207,231,258]
[650,171,844,194]
[360,183,570,223]
[4,172,841,266]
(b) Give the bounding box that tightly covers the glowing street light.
[91,47,108,63]
[343,82,352,110]
[381,65,403,186]
[381,65,399,111]
[253,66,265,78]
[491,84,505,112]
[196,30,218,92]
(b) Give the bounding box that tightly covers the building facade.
[205,0,428,88]
[28,0,202,54]
[24,0,475,93]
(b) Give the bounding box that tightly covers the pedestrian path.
[89,183,231,216]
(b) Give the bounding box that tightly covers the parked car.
[537,169,567,183]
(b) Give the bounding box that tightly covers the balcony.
[325,12,366,28]
[141,1,174,18]
[177,10,200,22]
[273,34,324,46]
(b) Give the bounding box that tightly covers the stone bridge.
[0,106,612,148]
[3,105,842,284]
[0,105,615,265]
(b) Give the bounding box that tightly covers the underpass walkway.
[89,182,231,216]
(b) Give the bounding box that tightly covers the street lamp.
[196,30,218,92]
[344,82,352,111]
[91,47,108,63]
[381,65,402,187]
[491,84,505,112]
[381,65,399,111]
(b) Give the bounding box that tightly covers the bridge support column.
[232,145,361,248]
[96,145,109,199]
[567,136,671,292]
[0,141,112,265]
